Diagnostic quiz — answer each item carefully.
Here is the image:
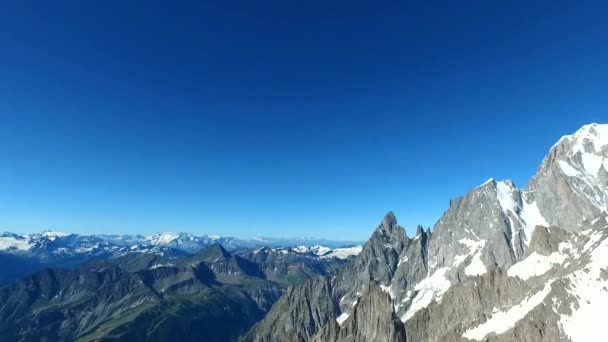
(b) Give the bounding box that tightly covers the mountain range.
[0,231,361,286]
[1,123,607,341]
[0,239,362,341]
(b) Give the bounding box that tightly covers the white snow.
[336,291,363,326]
[559,161,581,177]
[581,153,604,176]
[495,180,549,245]
[507,252,566,280]
[496,181,518,215]
[294,245,332,256]
[401,267,451,322]
[147,233,180,245]
[463,282,553,340]
[559,232,608,341]
[553,124,608,211]
[380,284,394,299]
[477,178,494,188]
[551,125,608,212]
[336,313,350,325]
[555,124,608,155]
[465,251,486,276]
[329,246,363,259]
[520,200,549,241]
[40,231,69,238]
[75,244,99,253]
[456,238,487,276]
[292,245,362,259]
[150,263,174,270]
[459,238,483,250]
[0,236,34,251]
[398,255,409,266]
[452,253,469,267]
[568,123,608,153]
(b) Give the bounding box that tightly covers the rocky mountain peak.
[525,123,608,232]
[380,211,399,234]
[536,123,608,175]
[242,123,608,342]
[557,123,608,154]
[196,243,231,261]
[369,211,407,250]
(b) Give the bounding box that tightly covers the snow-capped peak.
[40,231,70,239]
[476,178,495,188]
[145,232,204,247]
[290,245,363,259]
[556,123,608,154]
[545,123,608,212]
[146,233,182,245]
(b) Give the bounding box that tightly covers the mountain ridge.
[244,123,608,342]
[0,231,363,287]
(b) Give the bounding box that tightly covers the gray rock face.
[312,284,406,342]
[245,123,608,342]
[430,179,522,275]
[528,124,608,231]
[242,276,339,342]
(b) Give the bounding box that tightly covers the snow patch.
[463,282,552,340]
[457,238,487,276]
[559,161,582,177]
[292,245,362,259]
[150,263,174,270]
[336,313,349,325]
[41,231,69,238]
[465,251,486,276]
[559,233,608,341]
[477,178,494,188]
[0,236,33,251]
[401,267,451,322]
[380,284,394,299]
[147,233,180,245]
[508,252,567,280]
[581,153,604,176]
[520,200,549,242]
[496,181,518,215]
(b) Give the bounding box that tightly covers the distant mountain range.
[1,231,361,253]
[0,231,362,286]
[2,123,608,341]
[0,242,358,341]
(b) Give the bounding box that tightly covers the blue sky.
[0,1,607,240]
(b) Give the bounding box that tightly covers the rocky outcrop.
[242,276,339,342]
[312,284,406,342]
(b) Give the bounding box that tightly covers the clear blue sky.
[0,1,606,240]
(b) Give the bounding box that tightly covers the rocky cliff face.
[311,283,406,342]
[244,123,608,342]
